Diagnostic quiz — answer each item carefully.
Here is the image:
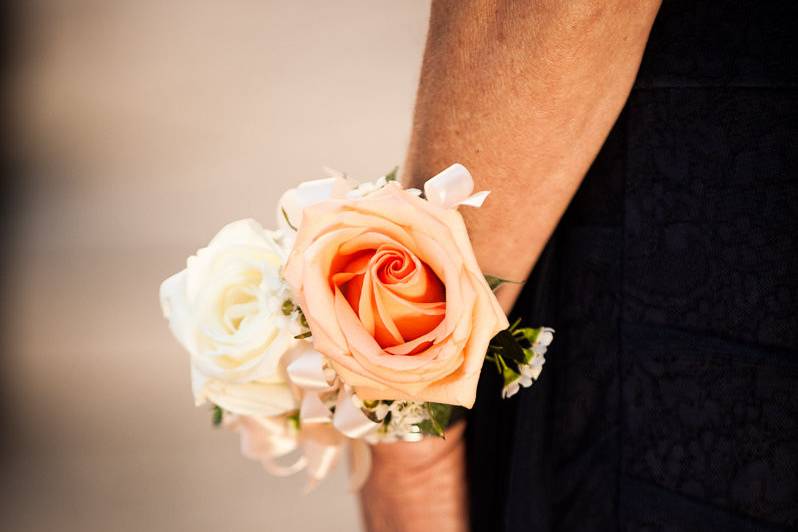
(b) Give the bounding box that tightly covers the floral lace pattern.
[467,1,798,530]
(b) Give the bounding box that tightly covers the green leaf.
[513,326,541,345]
[417,420,442,438]
[211,404,223,427]
[384,166,399,182]
[428,402,452,427]
[484,274,523,291]
[417,402,453,438]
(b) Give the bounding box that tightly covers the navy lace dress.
[466,2,798,531]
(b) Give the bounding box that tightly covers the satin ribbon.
[424,163,490,209]
[225,414,307,477]
[333,386,382,439]
[285,348,380,491]
[286,349,331,392]
[278,176,352,232]
[281,163,488,234]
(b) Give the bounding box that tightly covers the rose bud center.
[331,242,446,351]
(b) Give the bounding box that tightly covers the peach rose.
[283,181,508,408]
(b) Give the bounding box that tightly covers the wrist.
[360,421,469,532]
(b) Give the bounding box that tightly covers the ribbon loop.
[287,348,333,392]
[424,163,490,209]
[333,387,380,439]
[278,176,352,231]
[299,392,333,425]
[285,347,380,490]
[225,414,307,477]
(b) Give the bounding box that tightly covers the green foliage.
[490,329,528,365]
[488,320,549,394]
[417,402,453,438]
[484,274,524,291]
[283,302,311,338]
[211,404,223,427]
[512,325,542,346]
[384,166,399,182]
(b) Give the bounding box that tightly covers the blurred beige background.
[2,2,430,530]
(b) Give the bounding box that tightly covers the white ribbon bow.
[279,163,488,234]
[285,348,379,491]
[423,163,490,209]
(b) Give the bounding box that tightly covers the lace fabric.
[467,2,798,530]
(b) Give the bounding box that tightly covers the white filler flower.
[501,327,554,399]
[160,219,300,417]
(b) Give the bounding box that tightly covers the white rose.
[160,219,300,417]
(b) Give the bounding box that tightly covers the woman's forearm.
[404,0,661,309]
[361,2,661,531]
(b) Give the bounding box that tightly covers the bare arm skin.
[360,1,661,531]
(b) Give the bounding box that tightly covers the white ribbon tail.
[459,189,490,207]
[302,437,342,494]
[261,455,308,478]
